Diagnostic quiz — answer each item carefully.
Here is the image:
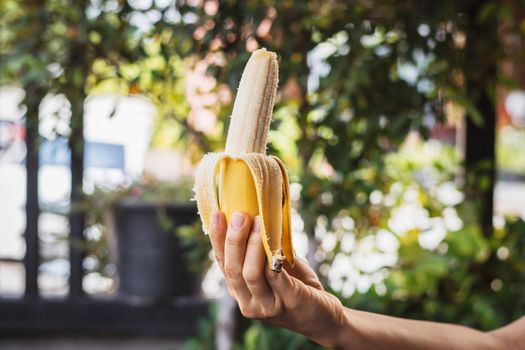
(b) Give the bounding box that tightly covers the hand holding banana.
[193,49,347,348]
[208,210,347,349]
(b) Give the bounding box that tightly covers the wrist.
[330,307,353,349]
[331,308,372,350]
[308,294,352,349]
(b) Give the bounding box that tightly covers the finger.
[283,257,324,290]
[242,216,275,306]
[209,211,227,271]
[265,266,302,308]
[224,211,252,303]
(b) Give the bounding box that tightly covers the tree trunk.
[463,1,498,238]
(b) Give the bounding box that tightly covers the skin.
[209,210,525,350]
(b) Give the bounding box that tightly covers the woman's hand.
[207,210,521,350]
[209,210,349,348]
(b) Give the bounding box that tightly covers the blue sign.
[39,136,125,169]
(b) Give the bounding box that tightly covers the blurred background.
[1,0,525,349]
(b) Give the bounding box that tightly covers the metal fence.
[0,114,207,337]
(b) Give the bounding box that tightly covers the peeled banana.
[193,48,294,272]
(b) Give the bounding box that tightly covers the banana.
[193,48,294,272]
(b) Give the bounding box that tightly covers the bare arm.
[337,308,520,350]
[209,210,523,350]
[490,316,525,350]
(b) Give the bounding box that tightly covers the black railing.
[24,109,39,298]
[0,114,207,337]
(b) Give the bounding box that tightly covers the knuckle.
[242,268,262,285]
[225,265,242,280]
[259,306,276,319]
[239,305,257,319]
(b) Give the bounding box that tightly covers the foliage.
[234,322,319,350]
[182,306,319,350]
[0,0,209,156]
[177,220,213,274]
[347,212,525,331]
[124,176,194,203]
[497,125,525,176]
[1,0,148,156]
[318,139,525,331]
[182,306,218,350]
[80,176,194,229]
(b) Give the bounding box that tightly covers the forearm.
[333,308,506,350]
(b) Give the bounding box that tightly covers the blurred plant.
[347,211,525,331]
[183,307,319,350]
[314,138,461,290]
[182,308,217,350]
[312,138,525,331]
[1,0,152,147]
[81,176,194,229]
[233,322,319,350]
[497,125,525,176]
[177,220,213,274]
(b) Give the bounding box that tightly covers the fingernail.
[231,212,245,230]
[253,216,260,232]
[211,211,220,228]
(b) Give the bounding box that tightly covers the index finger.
[209,210,227,270]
